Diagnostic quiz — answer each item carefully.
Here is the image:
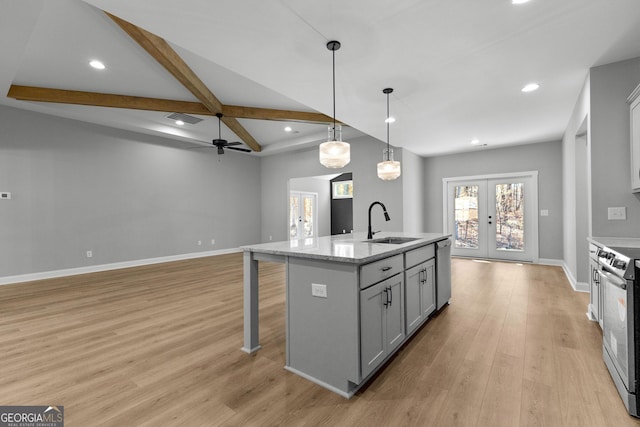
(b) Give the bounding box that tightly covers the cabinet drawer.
[360,254,403,289]
[405,244,435,268]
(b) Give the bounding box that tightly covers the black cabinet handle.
[381,266,392,272]
[383,288,388,307]
[388,286,393,306]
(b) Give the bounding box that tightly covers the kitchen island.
[241,232,451,397]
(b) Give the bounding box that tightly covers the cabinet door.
[405,263,423,334]
[385,275,405,354]
[422,259,436,318]
[360,281,386,379]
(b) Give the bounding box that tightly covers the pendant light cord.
[386,91,390,160]
[332,46,336,140]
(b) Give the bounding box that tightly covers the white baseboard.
[0,248,241,286]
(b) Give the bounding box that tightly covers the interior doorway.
[443,172,539,262]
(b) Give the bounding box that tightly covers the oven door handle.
[599,268,627,290]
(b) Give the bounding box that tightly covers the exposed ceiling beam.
[7,85,339,125]
[7,85,210,114]
[222,105,338,125]
[105,12,261,152]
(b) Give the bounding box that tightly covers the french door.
[289,192,317,240]
[444,173,538,262]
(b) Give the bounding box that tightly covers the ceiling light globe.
[319,140,350,168]
[377,160,401,180]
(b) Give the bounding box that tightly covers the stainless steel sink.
[366,236,420,244]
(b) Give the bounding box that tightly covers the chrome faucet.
[367,201,391,239]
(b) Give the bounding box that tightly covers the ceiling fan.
[207,113,252,155]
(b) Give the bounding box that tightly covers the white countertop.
[242,232,451,264]
[588,236,640,249]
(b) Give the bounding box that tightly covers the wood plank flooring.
[0,254,638,426]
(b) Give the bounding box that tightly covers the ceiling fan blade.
[226,141,242,146]
[226,146,252,153]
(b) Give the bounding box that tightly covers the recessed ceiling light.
[284,126,293,132]
[521,83,540,92]
[385,117,396,124]
[471,138,480,145]
[89,60,105,70]
[175,120,185,126]
[512,0,530,4]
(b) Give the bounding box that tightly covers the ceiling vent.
[166,112,203,125]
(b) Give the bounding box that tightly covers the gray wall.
[0,105,261,277]
[590,57,640,237]
[402,148,425,233]
[260,135,405,243]
[289,176,332,237]
[423,140,564,260]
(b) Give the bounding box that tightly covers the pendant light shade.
[320,40,350,169]
[377,88,401,180]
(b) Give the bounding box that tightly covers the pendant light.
[377,88,401,180]
[319,40,350,168]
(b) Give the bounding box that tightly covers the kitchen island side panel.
[287,257,360,392]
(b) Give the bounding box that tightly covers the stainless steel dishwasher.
[436,238,452,310]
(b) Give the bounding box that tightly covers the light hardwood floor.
[1,254,638,426]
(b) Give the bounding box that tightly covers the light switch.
[311,283,327,298]
[540,209,549,216]
[608,207,627,220]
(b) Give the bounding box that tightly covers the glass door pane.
[289,195,300,239]
[448,181,487,259]
[454,185,479,249]
[494,183,525,252]
[302,195,314,237]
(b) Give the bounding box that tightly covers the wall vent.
[166,112,203,125]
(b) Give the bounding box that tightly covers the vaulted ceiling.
[2,0,640,157]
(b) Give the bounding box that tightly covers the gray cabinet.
[627,83,640,192]
[405,259,436,335]
[360,273,405,379]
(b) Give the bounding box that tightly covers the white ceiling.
[2,0,640,157]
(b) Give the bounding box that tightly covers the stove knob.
[613,259,627,270]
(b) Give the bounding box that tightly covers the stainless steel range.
[598,244,640,417]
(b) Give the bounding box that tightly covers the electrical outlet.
[197,240,202,246]
[211,239,215,245]
[608,207,627,220]
[269,235,273,241]
[311,283,327,298]
[86,250,93,258]
[540,209,549,216]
